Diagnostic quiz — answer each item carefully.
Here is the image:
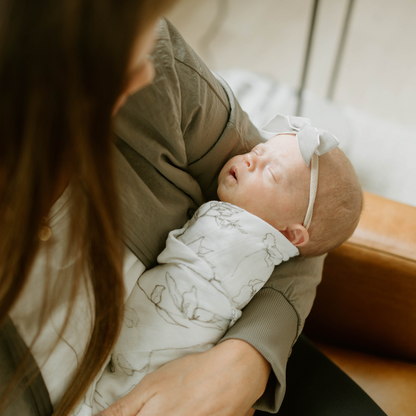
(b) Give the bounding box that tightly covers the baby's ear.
[280,223,309,247]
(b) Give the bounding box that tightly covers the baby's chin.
[216,185,231,204]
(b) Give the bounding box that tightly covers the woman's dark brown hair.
[0,0,175,414]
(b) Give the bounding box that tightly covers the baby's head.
[217,134,363,257]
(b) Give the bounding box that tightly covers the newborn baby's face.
[217,134,311,231]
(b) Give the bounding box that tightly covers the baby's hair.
[300,148,364,257]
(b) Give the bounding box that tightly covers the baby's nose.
[245,153,256,171]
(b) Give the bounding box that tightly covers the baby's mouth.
[229,166,238,183]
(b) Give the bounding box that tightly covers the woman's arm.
[96,340,266,416]
[112,18,323,414]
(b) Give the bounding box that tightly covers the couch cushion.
[317,342,416,416]
[304,192,416,362]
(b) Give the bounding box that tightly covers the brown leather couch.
[303,192,416,416]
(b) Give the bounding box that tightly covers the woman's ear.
[280,223,309,247]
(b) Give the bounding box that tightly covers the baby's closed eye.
[267,166,278,182]
[251,144,265,155]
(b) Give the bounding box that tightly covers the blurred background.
[166,0,416,207]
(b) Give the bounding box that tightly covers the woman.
[0,1,387,416]
[0,1,280,414]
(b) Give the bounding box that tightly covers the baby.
[218,113,363,257]
[81,114,362,415]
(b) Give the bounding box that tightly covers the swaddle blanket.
[92,201,298,413]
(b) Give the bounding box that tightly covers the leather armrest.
[304,192,416,362]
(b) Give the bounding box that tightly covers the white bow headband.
[261,113,339,230]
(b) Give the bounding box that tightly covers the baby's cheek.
[217,186,224,201]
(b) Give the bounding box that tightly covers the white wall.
[167,0,416,128]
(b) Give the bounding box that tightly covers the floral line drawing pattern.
[194,201,248,234]
[166,273,225,330]
[262,233,283,266]
[139,272,226,331]
[116,353,150,377]
[185,236,215,268]
[123,304,140,328]
[232,279,265,306]
[114,344,207,399]
[87,200,298,416]
[148,283,188,328]
[178,262,227,297]
[228,233,283,308]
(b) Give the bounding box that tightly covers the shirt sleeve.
[219,256,324,412]
[116,18,324,413]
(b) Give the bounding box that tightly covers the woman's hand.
[95,339,270,416]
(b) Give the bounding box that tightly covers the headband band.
[261,113,339,230]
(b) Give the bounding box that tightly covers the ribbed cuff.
[218,287,298,413]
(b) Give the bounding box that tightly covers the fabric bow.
[261,113,339,166]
